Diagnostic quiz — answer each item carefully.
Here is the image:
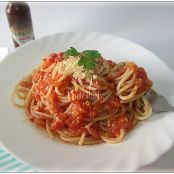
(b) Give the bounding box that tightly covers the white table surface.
[0,1,174,172]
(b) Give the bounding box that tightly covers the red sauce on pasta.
[14,49,152,145]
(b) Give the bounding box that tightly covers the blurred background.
[0,1,174,171]
[0,2,174,69]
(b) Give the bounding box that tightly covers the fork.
[146,89,174,112]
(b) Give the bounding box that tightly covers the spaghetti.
[12,48,152,145]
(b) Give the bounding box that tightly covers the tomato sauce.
[136,67,152,94]
[103,97,120,114]
[41,52,63,70]
[107,113,133,138]
[27,53,152,140]
[20,81,32,88]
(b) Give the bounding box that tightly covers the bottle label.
[11,29,34,45]
[10,21,34,45]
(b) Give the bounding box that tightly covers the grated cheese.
[52,56,110,81]
[55,56,94,80]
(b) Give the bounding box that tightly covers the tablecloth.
[0,147,36,172]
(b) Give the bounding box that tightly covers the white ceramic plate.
[0,32,174,172]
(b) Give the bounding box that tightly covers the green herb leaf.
[63,47,80,58]
[78,55,86,66]
[84,58,96,70]
[78,50,101,70]
[82,50,101,60]
[64,47,102,70]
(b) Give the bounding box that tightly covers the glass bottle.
[6,2,35,48]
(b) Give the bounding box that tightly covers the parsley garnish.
[63,47,101,70]
[63,47,80,58]
[78,50,101,70]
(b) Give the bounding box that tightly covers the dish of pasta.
[12,47,152,145]
[1,32,174,171]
